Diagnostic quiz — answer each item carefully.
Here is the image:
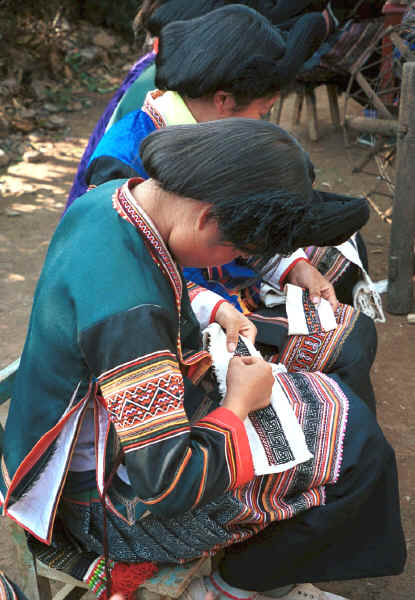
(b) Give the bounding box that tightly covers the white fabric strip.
[7,390,88,542]
[259,282,286,307]
[203,323,312,476]
[336,238,386,323]
[263,248,308,290]
[190,288,224,331]
[285,283,337,335]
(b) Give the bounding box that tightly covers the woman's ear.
[196,204,215,232]
[213,90,237,118]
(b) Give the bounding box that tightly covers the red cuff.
[279,257,310,288]
[209,299,229,324]
[199,407,254,488]
[187,282,206,302]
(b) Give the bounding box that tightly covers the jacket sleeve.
[263,249,309,290]
[85,109,152,187]
[79,303,253,517]
[186,281,229,331]
[85,156,141,187]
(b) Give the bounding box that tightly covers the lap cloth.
[56,371,405,589]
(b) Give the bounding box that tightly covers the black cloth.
[220,379,406,590]
[245,1,325,24]
[234,2,329,87]
[276,13,328,86]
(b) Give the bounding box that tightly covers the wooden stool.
[271,82,341,141]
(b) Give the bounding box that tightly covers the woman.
[66,0,339,211]
[84,4,377,411]
[0,120,405,600]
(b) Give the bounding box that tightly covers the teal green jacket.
[0,179,253,543]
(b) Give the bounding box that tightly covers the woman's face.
[179,241,243,268]
[169,212,247,268]
[231,94,279,120]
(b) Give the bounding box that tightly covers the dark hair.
[140,118,315,266]
[133,0,164,36]
[144,0,235,37]
[155,5,290,106]
[136,0,278,36]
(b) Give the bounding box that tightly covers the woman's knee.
[350,311,377,367]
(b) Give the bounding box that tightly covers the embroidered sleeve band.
[80,305,253,516]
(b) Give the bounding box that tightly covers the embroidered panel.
[304,246,351,284]
[142,94,167,129]
[234,337,295,468]
[113,184,183,301]
[99,351,189,451]
[302,289,323,333]
[249,407,295,467]
[278,303,358,373]
[230,371,347,528]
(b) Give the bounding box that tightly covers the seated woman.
[84,4,377,410]
[66,0,339,211]
[0,119,405,600]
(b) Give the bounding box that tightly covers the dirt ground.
[0,86,414,600]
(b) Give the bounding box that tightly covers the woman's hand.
[286,260,338,311]
[214,302,257,352]
[223,356,273,421]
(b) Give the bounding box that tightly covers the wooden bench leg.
[37,575,53,600]
[304,87,319,141]
[270,94,285,125]
[327,84,341,128]
[5,518,42,600]
[291,89,304,128]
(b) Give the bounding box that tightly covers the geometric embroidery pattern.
[302,289,322,334]
[304,245,351,284]
[249,406,295,466]
[106,372,183,429]
[234,338,294,467]
[232,370,347,529]
[279,303,358,373]
[99,352,187,452]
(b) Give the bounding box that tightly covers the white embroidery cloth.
[259,283,337,336]
[337,238,386,323]
[203,323,312,476]
[285,283,337,335]
[260,236,386,325]
[259,282,286,307]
